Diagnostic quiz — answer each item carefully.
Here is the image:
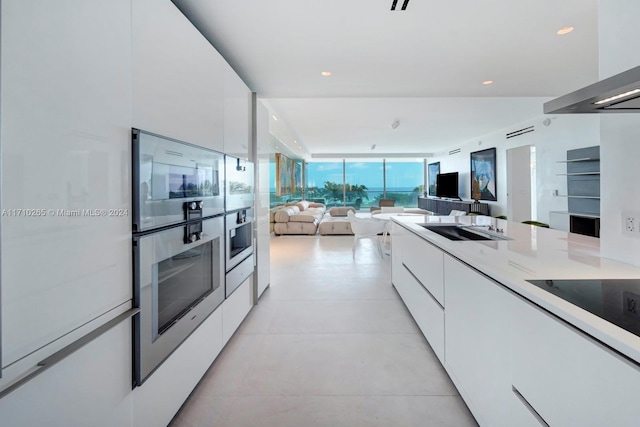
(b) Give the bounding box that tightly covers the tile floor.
[171,235,478,427]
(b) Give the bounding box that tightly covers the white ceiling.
[172,0,599,158]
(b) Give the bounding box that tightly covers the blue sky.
[306,161,424,190]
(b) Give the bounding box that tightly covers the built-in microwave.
[225,208,254,274]
[132,129,225,232]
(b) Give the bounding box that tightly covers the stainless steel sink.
[418,224,512,241]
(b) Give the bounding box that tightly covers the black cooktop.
[526,279,640,338]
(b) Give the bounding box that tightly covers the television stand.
[418,197,490,216]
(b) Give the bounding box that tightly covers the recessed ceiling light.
[557,26,574,35]
[272,115,278,121]
[482,80,493,85]
[321,71,332,77]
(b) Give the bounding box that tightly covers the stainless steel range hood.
[544,65,640,114]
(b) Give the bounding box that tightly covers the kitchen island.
[391,214,640,427]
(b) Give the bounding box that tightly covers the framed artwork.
[293,161,303,193]
[470,147,497,201]
[427,162,440,196]
[275,153,293,196]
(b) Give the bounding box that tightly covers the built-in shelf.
[554,146,600,238]
[556,157,600,163]
[418,197,490,216]
[556,172,600,176]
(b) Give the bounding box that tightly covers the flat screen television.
[436,172,459,199]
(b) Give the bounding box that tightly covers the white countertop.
[392,214,640,363]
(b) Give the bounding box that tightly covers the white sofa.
[271,201,326,235]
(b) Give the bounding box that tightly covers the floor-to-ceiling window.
[302,159,424,209]
[305,161,344,206]
[344,161,383,210]
[384,160,425,208]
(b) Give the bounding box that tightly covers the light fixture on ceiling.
[557,26,574,35]
[272,115,278,121]
[371,144,376,150]
[321,71,332,77]
[483,80,493,85]
[391,120,400,130]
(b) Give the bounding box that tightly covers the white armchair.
[347,211,386,258]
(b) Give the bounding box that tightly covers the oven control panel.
[184,220,203,244]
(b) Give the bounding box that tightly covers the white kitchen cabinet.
[223,62,252,158]
[133,306,223,427]
[511,296,640,427]
[444,255,515,427]
[255,219,271,299]
[254,99,271,299]
[391,224,445,362]
[223,273,254,345]
[0,319,133,427]
[401,226,445,305]
[1,0,133,375]
[132,0,224,152]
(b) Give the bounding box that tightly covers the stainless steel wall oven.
[133,216,224,384]
[132,129,225,385]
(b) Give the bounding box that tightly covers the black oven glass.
[230,222,252,258]
[150,162,219,200]
[155,238,221,336]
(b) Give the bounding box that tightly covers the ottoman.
[318,207,356,235]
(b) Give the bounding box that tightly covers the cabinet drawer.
[403,236,444,305]
[512,296,640,427]
[395,261,444,363]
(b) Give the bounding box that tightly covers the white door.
[507,145,534,223]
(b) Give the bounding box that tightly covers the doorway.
[507,145,536,223]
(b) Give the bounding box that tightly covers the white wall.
[598,0,640,265]
[426,114,599,223]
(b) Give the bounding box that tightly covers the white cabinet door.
[512,296,640,427]
[390,222,406,287]
[223,62,252,158]
[444,255,515,427]
[255,100,271,299]
[133,307,223,427]
[132,0,224,152]
[391,224,445,362]
[223,275,254,345]
[1,0,132,370]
